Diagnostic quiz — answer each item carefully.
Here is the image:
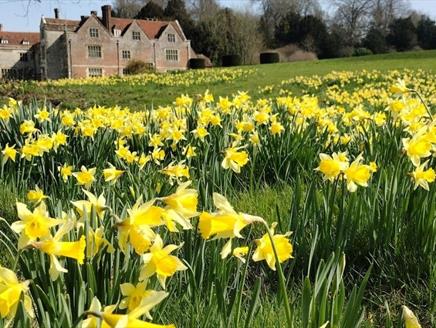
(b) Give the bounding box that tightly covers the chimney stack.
[90,10,97,16]
[54,8,59,19]
[0,24,2,32]
[102,5,112,31]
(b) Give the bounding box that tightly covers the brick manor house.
[0,5,197,79]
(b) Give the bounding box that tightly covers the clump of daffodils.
[198,193,294,270]
[316,152,377,192]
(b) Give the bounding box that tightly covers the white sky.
[0,0,435,32]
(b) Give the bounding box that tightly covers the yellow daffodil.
[252,223,293,271]
[402,305,421,328]
[120,281,167,317]
[175,94,192,107]
[59,163,73,182]
[161,181,198,230]
[199,193,264,258]
[233,246,249,263]
[183,145,197,159]
[27,185,48,204]
[191,125,209,140]
[11,201,62,249]
[161,162,190,183]
[73,166,96,189]
[19,120,36,135]
[390,79,408,95]
[120,281,149,312]
[81,297,104,328]
[343,154,373,192]
[250,132,260,146]
[52,131,68,150]
[270,120,284,135]
[103,164,124,184]
[138,153,152,169]
[1,144,17,163]
[410,161,435,190]
[0,105,13,121]
[117,199,157,255]
[72,190,106,219]
[402,134,432,167]
[31,221,86,280]
[140,234,187,289]
[316,152,349,181]
[151,148,165,164]
[86,226,114,258]
[101,305,175,328]
[222,146,249,173]
[0,266,33,320]
[35,108,51,123]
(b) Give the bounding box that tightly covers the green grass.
[0,182,18,266]
[1,50,436,109]
[231,185,434,327]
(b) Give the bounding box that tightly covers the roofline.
[173,20,188,41]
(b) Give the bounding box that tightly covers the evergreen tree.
[135,1,165,19]
[387,17,417,51]
[164,0,196,39]
[417,16,436,49]
[363,26,387,53]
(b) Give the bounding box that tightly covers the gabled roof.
[109,18,182,40]
[42,13,186,40]
[0,31,40,46]
[43,18,81,31]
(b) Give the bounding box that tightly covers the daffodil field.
[0,67,435,327]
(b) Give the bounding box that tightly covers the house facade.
[0,25,40,79]
[0,4,196,80]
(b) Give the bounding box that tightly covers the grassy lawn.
[1,50,436,109]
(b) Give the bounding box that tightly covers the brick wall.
[27,7,198,79]
[154,23,190,72]
[67,16,120,78]
[43,29,68,79]
[0,45,39,79]
[61,16,192,77]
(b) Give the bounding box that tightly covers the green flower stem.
[410,89,433,120]
[12,249,22,271]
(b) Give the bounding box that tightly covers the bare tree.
[232,11,264,64]
[252,0,322,47]
[371,0,408,32]
[332,0,374,45]
[252,0,322,18]
[113,0,169,18]
[113,0,144,18]
[187,0,220,21]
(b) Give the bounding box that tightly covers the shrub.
[363,27,387,54]
[188,58,206,69]
[353,47,373,57]
[275,44,317,62]
[338,46,354,57]
[260,52,280,64]
[417,16,436,49]
[387,17,418,51]
[221,54,241,67]
[124,59,154,75]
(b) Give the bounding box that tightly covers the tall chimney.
[0,24,2,32]
[54,8,59,19]
[102,5,111,31]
